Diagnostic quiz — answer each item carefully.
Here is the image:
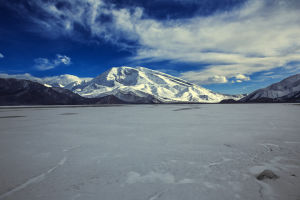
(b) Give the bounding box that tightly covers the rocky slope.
[240,74,300,103]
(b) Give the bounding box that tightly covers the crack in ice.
[0,156,67,199]
[148,190,165,200]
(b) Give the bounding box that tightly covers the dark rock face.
[280,91,300,103]
[240,96,300,103]
[92,95,128,104]
[0,78,126,105]
[256,170,279,180]
[219,99,238,104]
[241,97,281,103]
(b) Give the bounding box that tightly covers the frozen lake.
[0,104,299,200]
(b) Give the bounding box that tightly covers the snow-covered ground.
[0,104,299,200]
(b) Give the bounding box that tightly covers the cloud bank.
[6,0,300,84]
[34,54,71,70]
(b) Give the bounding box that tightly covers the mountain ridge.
[239,74,300,103]
[1,72,299,105]
[0,78,125,105]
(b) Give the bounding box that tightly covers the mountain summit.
[71,66,241,103]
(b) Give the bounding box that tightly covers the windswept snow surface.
[0,104,300,200]
[73,67,242,103]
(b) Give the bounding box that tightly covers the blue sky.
[0,0,300,94]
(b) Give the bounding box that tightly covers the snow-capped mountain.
[240,74,300,102]
[71,66,242,103]
[0,73,92,88]
[42,74,91,88]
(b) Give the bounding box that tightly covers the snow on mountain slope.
[0,73,92,88]
[241,74,300,102]
[42,74,92,88]
[72,66,241,103]
[42,74,82,87]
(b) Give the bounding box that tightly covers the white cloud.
[235,74,250,82]
[0,53,4,58]
[55,55,71,65]
[208,75,228,84]
[34,54,71,70]
[9,0,300,83]
[181,72,228,84]
[120,0,300,83]
[126,0,300,83]
[181,66,253,84]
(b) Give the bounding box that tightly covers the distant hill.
[239,74,300,103]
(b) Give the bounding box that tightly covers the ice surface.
[0,104,300,200]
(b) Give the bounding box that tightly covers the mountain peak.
[74,66,239,103]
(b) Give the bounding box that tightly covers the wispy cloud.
[127,0,300,83]
[34,54,71,70]
[6,0,300,83]
[0,52,4,58]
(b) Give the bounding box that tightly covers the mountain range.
[0,78,125,105]
[0,67,299,105]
